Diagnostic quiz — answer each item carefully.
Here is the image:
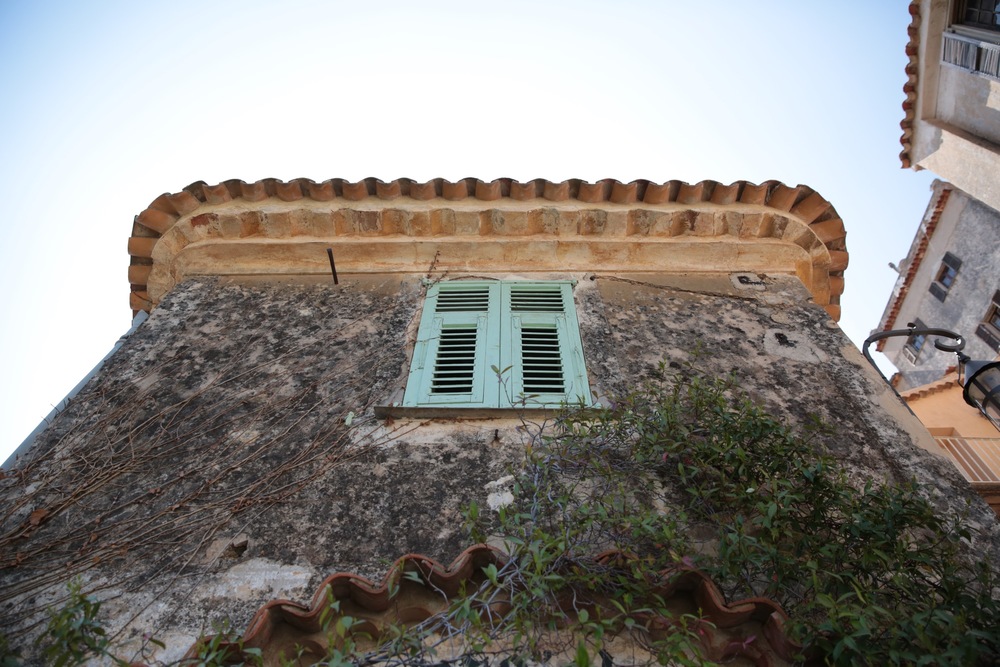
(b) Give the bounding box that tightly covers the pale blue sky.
[0,1,934,463]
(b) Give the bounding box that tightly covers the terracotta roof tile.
[828,251,850,272]
[275,180,304,202]
[202,183,232,205]
[126,264,151,285]
[807,218,846,245]
[135,208,175,235]
[766,184,800,212]
[710,182,740,205]
[677,181,709,204]
[641,181,675,204]
[900,372,960,400]
[610,180,639,204]
[739,182,769,206]
[126,236,156,258]
[900,0,921,168]
[181,545,808,666]
[241,179,269,201]
[790,192,832,225]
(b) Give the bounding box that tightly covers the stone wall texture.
[2,272,998,663]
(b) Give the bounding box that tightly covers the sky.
[0,1,936,464]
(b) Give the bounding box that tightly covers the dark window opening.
[962,0,1000,31]
[975,290,1000,352]
[929,252,962,302]
[904,318,928,362]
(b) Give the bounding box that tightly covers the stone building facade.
[877,180,1000,391]
[2,178,998,665]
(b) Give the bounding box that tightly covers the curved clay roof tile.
[179,545,809,666]
[899,0,921,168]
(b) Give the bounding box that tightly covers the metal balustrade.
[936,436,1000,483]
[942,33,1000,79]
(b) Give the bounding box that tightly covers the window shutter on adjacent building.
[403,281,590,408]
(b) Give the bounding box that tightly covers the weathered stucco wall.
[2,272,998,663]
[936,65,1000,148]
[907,383,999,438]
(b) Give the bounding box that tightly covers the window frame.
[956,0,1000,33]
[402,280,591,409]
[975,290,1000,352]
[943,2,1000,79]
[903,318,929,363]
[929,252,962,302]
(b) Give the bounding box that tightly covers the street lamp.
[863,323,1000,433]
[963,359,1000,430]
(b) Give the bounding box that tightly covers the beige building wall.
[904,380,1000,516]
[905,381,998,437]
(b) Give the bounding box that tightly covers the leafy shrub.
[463,367,1000,665]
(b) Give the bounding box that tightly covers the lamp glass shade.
[963,360,1000,430]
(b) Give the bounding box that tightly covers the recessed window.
[961,0,1000,32]
[989,306,1000,329]
[943,3,1000,78]
[904,318,928,363]
[976,290,1000,352]
[929,252,962,302]
[403,280,590,408]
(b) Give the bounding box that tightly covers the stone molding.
[128,178,848,320]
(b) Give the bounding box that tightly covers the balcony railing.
[936,436,1000,483]
[942,32,1000,79]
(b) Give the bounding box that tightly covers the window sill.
[949,25,1000,45]
[374,405,566,420]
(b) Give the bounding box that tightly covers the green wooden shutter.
[500,282,590,408]
[403,282,501,407]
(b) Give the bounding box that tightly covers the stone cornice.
[128,178,848,320]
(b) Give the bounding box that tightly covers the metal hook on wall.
[326,248,339,285]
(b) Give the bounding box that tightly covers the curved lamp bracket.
[862,324,968,381]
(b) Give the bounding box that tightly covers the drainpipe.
[2,311,149,470]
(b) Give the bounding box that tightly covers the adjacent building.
[877,180,1000,392]
[880,0,1000,511]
